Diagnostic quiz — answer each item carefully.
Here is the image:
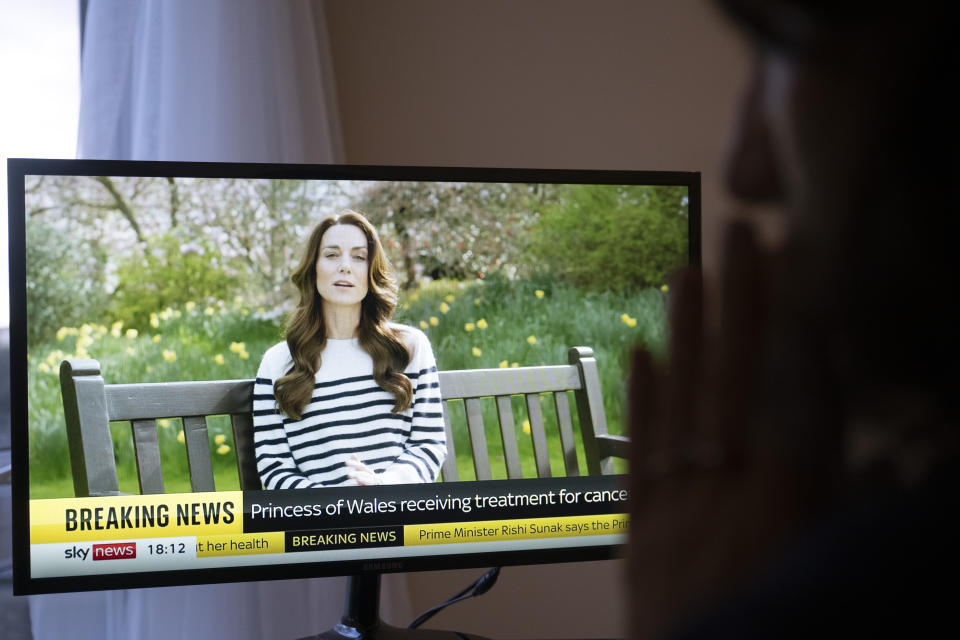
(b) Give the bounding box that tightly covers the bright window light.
[0,0,80,328]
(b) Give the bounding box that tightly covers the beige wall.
[321,1,749,636]
[323,0,749,274]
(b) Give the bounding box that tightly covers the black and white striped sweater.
[253,326,446,488]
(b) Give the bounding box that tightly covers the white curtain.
[76,0,343,162]
[29,2,416,638]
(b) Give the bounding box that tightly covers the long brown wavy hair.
[275,210,413,420]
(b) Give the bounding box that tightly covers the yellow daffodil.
[627,317,637,328]
[162,349,177,362]
[660,284,669,293]
[214,434,226,445]
[535,290,544,299]
[476,318,488,330]
[257,306,265,314]
[239,351,250,360]
[38,362,50,373]
[204,306,215,316]
[526,335,537,345]
[80,324,93,336]
[216,444,231,455]
[56,327,69,342]
[229,341,245,354]
[110,320,123,338]
[444,294,455,303]
[510,362,519,368]
[472,347,482,357]
[158,418,171,429]
[419,320,428,330]
[241,308,249,316]
[498,360,508,368]
[522,419,531,435]
[176,430,185,443]
[145,365,152,373]
[152,335,161,343]
[621,314,637,327]
[185,301,197,312]
[429,316,439,326]
[150,313,160,328]
[125,328,138,339]
[213,354,225,365]
[125,346,135,356]
[465,322,476,332]
[439,302,450,314]
[474,298,481,306]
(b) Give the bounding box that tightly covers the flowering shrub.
[531,184,688,291]
[25,217,112,344]
[109,233,239,329]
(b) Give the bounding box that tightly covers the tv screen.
[7,159,700,594]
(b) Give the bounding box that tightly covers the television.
[7,159,700,634]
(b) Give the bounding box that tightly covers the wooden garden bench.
[59,346,628,497]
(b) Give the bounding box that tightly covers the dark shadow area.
[1,326,32,637]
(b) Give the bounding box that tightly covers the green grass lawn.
[26,276,660,498]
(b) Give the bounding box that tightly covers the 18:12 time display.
[146,542,186,555]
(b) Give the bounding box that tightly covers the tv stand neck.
[297,574,487,640]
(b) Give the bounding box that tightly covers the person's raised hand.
[628,222,811,639]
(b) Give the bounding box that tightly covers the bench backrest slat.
[60,346,623,497]
[525,394,552,478]
[183,416,216,492]
[553,391,580,477]
[230,412,261,491]
[131,418,164,494]
[439,401,460,482]
[494,396,523,480]
[463,398,492,481]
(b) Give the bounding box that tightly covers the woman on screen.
[253,210,446,488]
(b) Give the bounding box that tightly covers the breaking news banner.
[28,476,629,578]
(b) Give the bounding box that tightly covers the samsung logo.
[362,561,404,571]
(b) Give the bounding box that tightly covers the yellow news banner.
[196,532,285,557]
[404,513,628,545]
[31,492,243,544]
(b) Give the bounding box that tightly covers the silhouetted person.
[628,1,959,637]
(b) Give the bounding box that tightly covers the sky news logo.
[63,542,136,561]
[92,542,136,561]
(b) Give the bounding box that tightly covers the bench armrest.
[596,434,630,460]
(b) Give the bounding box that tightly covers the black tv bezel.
[7,158,702,595]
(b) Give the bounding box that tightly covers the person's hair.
[275,210,413,420]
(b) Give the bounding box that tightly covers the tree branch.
[94,176,145,242]
[166,177,179,227]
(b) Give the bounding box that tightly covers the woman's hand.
[628,223,817,638]
[345,455,383,486]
